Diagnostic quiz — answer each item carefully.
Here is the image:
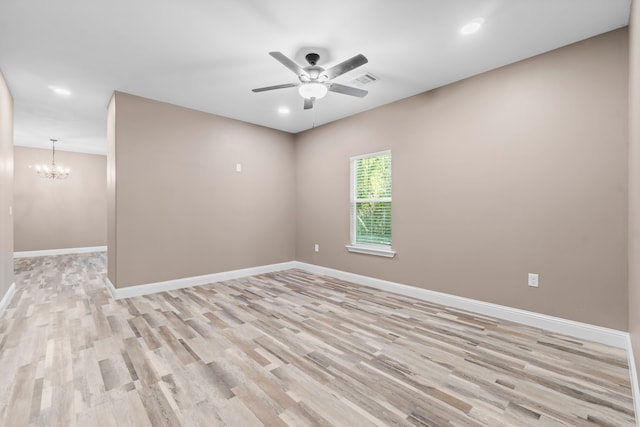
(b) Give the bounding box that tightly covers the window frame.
[346,150,396,258]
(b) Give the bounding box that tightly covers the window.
[347,150,396,257]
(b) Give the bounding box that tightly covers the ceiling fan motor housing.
[305,53,320,65]
[302,53,326,81]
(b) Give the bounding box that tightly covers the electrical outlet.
[236,163,242,172]
[314,244,319,252]
[528,273,539,287]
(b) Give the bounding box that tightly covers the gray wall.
[13,147,106,251]
[0,70,13,301]
[628,0,640,382]
[296,29,629,330]
[108,92,296,288]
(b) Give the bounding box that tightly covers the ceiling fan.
[252,51,369,110]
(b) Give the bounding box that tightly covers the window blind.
[351,151,392,247]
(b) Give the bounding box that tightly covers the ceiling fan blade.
[269,52,307,78]
[323,54,368,80]
[304,98,314,110]
[252,82,299,93]
[328,83,368,98]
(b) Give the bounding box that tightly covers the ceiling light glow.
[48,85,71,96]
[298,82,328,100]
[460,17,485,35]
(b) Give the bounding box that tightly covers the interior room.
[1,0,640,425]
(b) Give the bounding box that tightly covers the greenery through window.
[351,151,392,247]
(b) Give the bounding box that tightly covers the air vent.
[350,73,379,87]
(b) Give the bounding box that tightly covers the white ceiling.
[0,0,631,155]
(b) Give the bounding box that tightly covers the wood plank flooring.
[0,253,635,426]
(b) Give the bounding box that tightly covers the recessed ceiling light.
[460,17,485,35]
[278,106,290,115]
[48,85,71,96]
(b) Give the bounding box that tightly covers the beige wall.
[109,92,296,288]
[13,147,106,251]
[107,95,117,287]
[106,30,630,332]
[296,29,629,330]
[0,70,13,298]
[628,0,640,381]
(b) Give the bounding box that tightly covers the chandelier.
[35,139,70,180]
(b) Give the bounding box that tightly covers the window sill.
[346,244,397,258]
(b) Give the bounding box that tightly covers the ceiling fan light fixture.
[298,82,328,100]
[253,51,368,109]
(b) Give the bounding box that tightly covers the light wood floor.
[0,253,635,426]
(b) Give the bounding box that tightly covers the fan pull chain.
[312,102,316,128]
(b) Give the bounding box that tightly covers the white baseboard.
[104,261,298,300]
[14,246,107,258]
[104,277,117,300]
[0,282,16,318]
[293,262,629,349]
